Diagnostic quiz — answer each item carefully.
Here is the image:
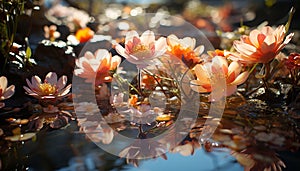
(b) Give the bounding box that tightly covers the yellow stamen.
[39,83,57,95]
[133,44,149,53]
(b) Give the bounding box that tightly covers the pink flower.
[115,30,167,68]
[191,56,249,96]
[74,49,121,86]
[0,76,15,108]
[233,25,294,64]
[23,72,71,99]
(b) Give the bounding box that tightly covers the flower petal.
[230,71,249,85]
[45,72,58,85]
[226,85,237,96]
[57,76,67,91]
[31,76,42,90]
[125,30,139,44]
[140,30,155,45]
[0,76,8,91]
[2,85,15,99]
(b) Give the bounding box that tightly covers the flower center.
[39,83,57,95]
[171,45,197,61]
[0,88,3,99]
[133,44,149,53]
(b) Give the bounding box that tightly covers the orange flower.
[167,34,204,68]
[233,25,294,64]
[75,27,94,43]
[74,49,121,86]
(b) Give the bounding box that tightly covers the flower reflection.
[120,104,160,125]
[23,72,71,100]
[171,138,201,156]
[115,30,167,69]
[231,147,286,171]
[119,139,167,167]
[232,25,294,64]
[0,76,15,109]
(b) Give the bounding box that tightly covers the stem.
[137,68,142,93]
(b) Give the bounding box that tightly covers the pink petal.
[228,61,241,79]
[57,76,67,91]
[154,37,167,56]
[140,30,155,45]
[26,78,34,90]
[125,30,139,44]
[190,80,211,93]
[23,86,34,94]
[230,71,249,85]
[194,45,204,56]
[58,84,71,97]
[115,44,131,59]
[181,37,195,49]
[261,26,274,35]
[31,76,42,90]
[226,85,237,96]
[45,72,57,85]
[233,41,257,56]
[2,85,15,99]
[249,30,261,48]
[0,76,8,90]
[194,64,210,84]
[167,34,179,47]
[84,51,95,60]
[212,56,228,74]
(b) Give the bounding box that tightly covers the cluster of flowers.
[74,25,294,100]
[0,24,296,109]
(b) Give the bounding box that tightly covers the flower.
[232,25,294,64]
[191,56,249,96]
[0,76,15,108]
[74,49,121,86]
[115,30,167,68]
[23,72,71,99]
[167,34,204,68]
[44,25,60,41]
[285,53,300,70]
[75,27,94,43]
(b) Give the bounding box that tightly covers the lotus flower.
[23,72,71,99]
[191,56,249,96]
[74,49,121,86]
[115,30,167,69]
[167,34,204,68]
[232,25,294,64]
[0,76,15,108]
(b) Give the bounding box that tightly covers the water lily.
[115,30,167,69]
[23,72,71,100]
[74,49,121,86]
[167,34,204,68]
[232,25,294,64]
[191,56,249,97]
[0,76,15,108]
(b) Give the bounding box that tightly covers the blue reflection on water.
[125,148,243,171]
